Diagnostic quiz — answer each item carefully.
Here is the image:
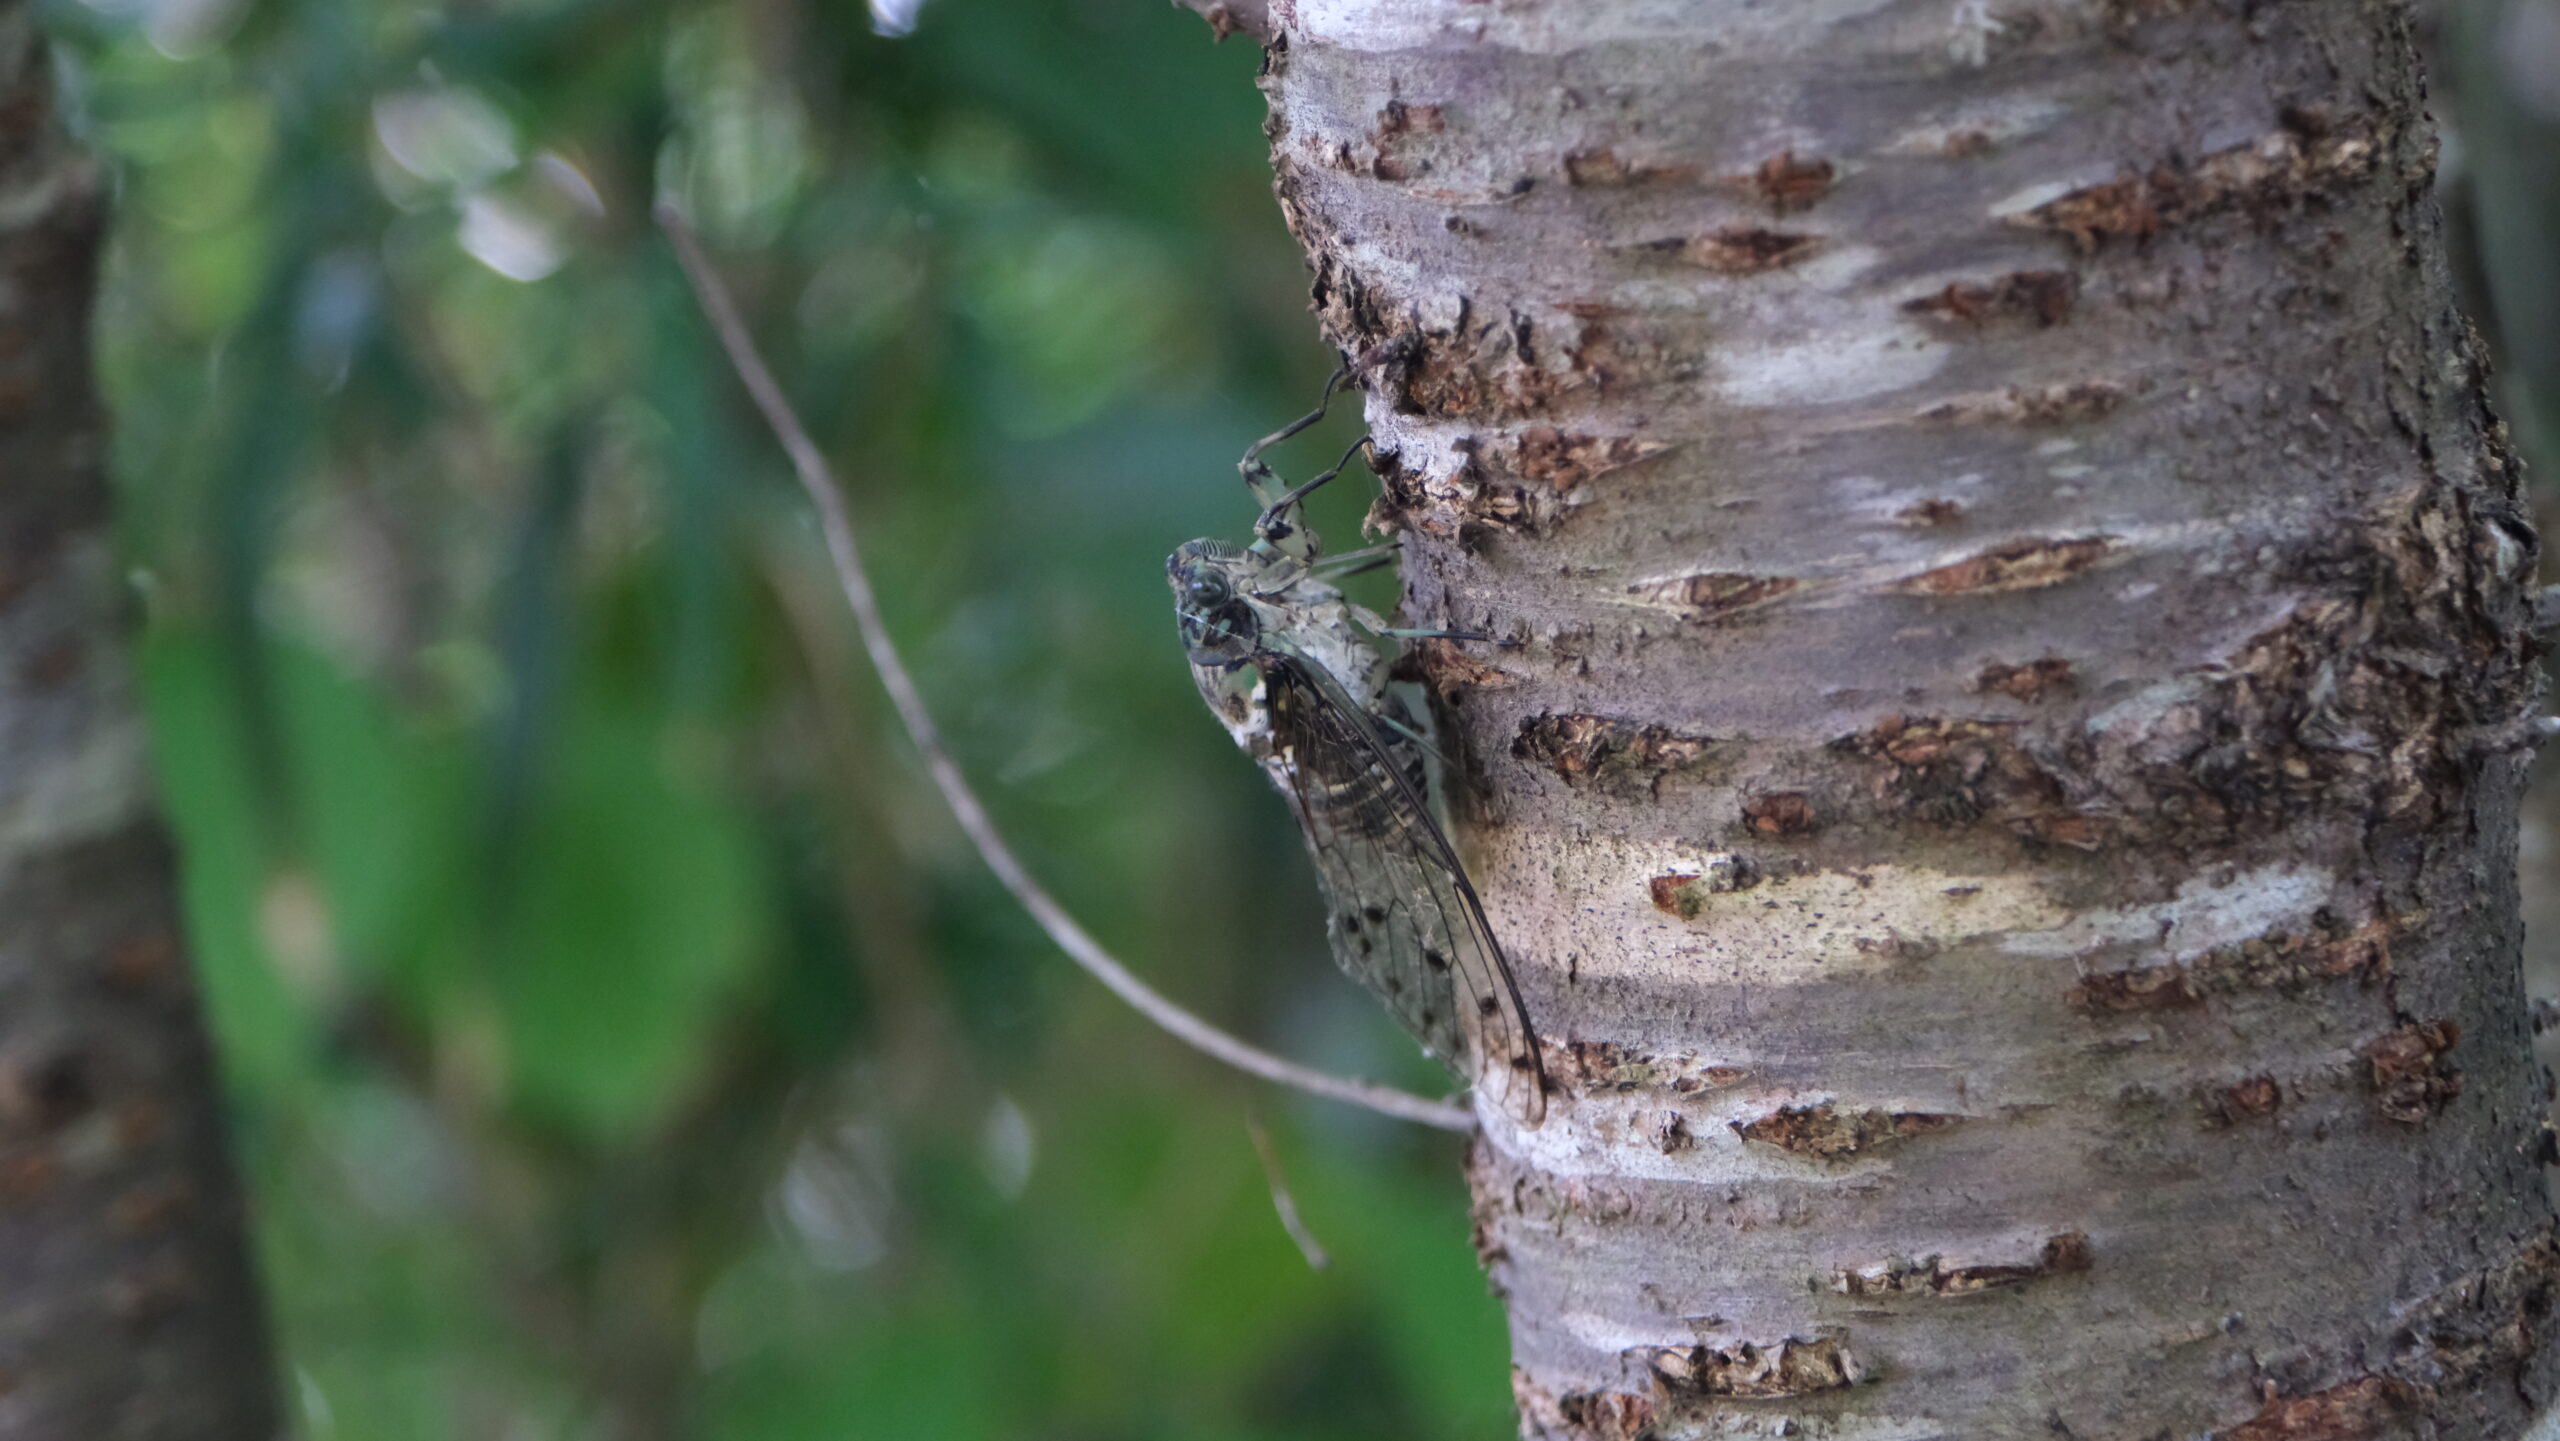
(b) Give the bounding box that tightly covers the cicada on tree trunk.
[1168,374,1548,1127]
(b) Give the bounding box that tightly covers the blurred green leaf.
[489,679,766,1138]
[709,1308,1005,1441]
[140,627,315,1095]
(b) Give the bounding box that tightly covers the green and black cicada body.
[1167,374,1548,1128]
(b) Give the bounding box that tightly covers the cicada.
[1167,373,1548,1127]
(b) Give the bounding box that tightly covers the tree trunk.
[1239,0,2559,1435]
[0,8,281,1437]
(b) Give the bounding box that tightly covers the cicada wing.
[1260,650,1548,1127]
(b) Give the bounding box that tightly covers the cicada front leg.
[1252,435,1370,565]
[1238,365,1347,505]
[1239,367,1362,566]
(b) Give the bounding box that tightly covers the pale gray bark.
[0,7,281,1437]
[1240,0,2559,1435]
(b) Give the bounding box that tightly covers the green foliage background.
[44,0,1515,1435]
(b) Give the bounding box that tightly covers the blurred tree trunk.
[0,7,280,1438]
[1223,1,2560,1435]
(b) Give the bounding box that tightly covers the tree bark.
[1242,0,2559,1435]
[0,7,281,1437]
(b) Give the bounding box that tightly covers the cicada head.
[1168,539,1259,666]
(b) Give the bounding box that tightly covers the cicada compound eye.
[1183,567,1234,611]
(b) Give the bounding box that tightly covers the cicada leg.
[1241,367,1368,565]
[1244,536,1398,603]
[1253,436,1370,562]
[1370,625,1518,646]
[1238,364,1349,512]
[1369,707,1455,771]
[1306,541,1400,580]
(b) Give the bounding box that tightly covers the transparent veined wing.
[1259,647,1549,1127]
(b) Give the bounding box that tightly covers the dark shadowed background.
[30,0,2560,1436]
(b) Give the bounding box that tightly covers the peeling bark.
[0,8,280,1437]
[1240,0,2558,1434]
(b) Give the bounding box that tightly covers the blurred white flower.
[458,192,565,282]
[980,1094,1036,1200]
[871,0,931,38]
[373,87,520,193]
[772,1122,894,1272]
[533,152,608,219]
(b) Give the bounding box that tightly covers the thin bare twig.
[1247,1116,1330,1270]
[657,203,1475,1134]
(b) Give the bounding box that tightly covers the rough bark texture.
[0,8,281,1438]
[1253,0,2559,1435]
